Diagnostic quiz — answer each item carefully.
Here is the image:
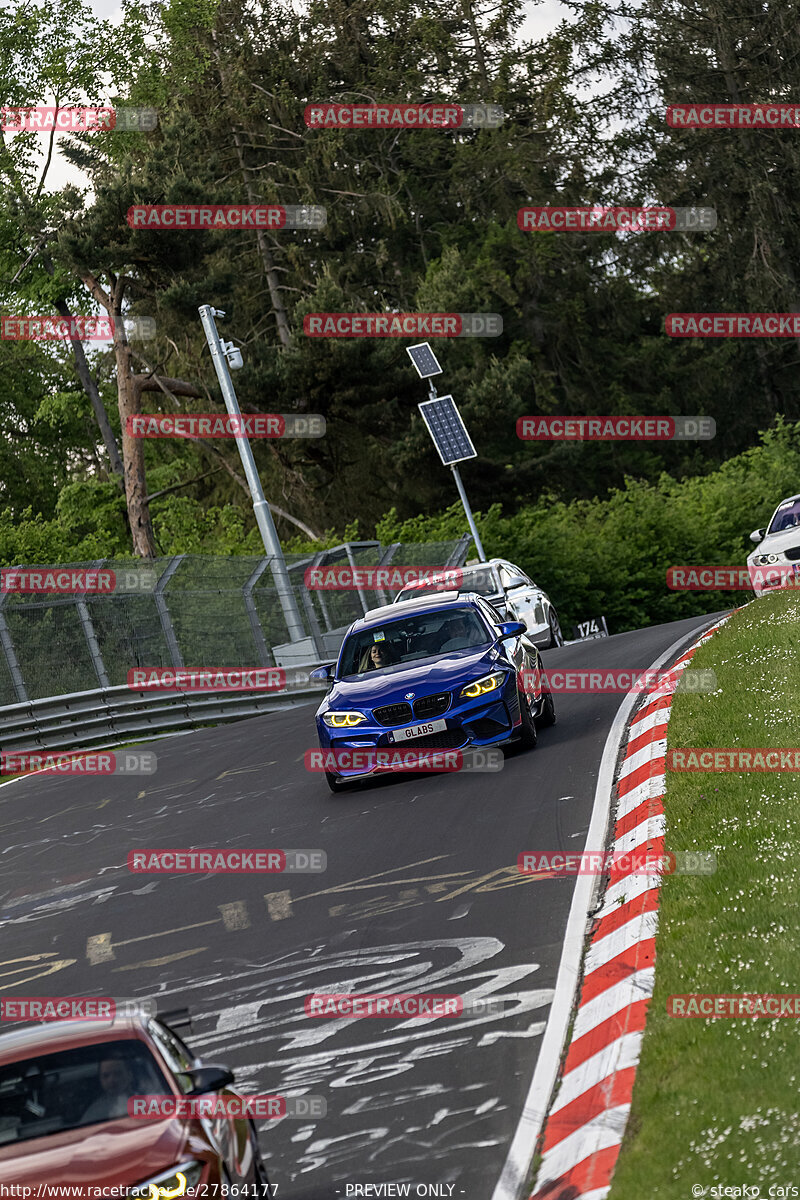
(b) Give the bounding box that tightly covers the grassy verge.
[610,589,800,1198]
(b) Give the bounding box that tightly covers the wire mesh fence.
[0,538,471,705]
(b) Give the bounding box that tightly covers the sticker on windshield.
[373,630,385,642]
[778,500,794,509]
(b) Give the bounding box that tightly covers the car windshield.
[339,607,490,677]
[0,1039,170,1144]
[768,499,800,534]
[398,567,499,601]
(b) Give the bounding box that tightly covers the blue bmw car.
[309,591,556,791]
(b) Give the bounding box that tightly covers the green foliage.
[376,418,800,632]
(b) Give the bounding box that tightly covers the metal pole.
[0,593,28,704]
[450,465,486,561]
[198,305,305,643]
[154,555,186,670]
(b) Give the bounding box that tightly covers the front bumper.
[316,679,524,779]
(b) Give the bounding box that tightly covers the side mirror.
[749,528,766,544]
[498,620,526,640]
[310,664,335,683]
[180,1064,235,1096]
[504,575,527,590]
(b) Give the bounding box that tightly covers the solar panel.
[406,342,442,379]
[418,395,476,465]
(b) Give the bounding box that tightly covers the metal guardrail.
[0,674,330,756]
[0,538,474,757]
[0,538,472,707]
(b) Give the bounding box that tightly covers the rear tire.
[547,610,563,648]
[516,687,538,749]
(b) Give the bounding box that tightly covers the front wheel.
[516,687,538,749]
[325,770,343,793]
[250,1119,272,1193]
[537,687,557,727]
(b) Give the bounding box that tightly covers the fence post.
[374,542,402,606]
[0,593,28,703]
[76,560,110,689]
[242,557,273,667]
[446,534,473,566]
[288,560,325,659]
[154,555,185,670]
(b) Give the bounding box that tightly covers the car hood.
[0,1117,197,1185]
[327,645,505,708]
[748,527,800,558]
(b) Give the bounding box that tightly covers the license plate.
[388,718,447,742]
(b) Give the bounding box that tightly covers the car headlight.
[460,671,505,699]
[128,1160,205,1197]
[322,710,368,728]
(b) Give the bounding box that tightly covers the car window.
[148,1020,195,1091]
[0,1039,170,1143]
[768,498,800,534]
[396,566,498,601]
[457,566,500,596]
[339,607,491,676]
[475,597,503,627]
[498,565,524,589]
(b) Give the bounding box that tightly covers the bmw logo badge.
[405,692,415,700]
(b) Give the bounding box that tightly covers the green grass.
[610,590,800,1197]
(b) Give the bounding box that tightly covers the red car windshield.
[0,1039,170,1144]
[398,567,499,601]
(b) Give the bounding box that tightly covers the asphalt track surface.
[0,610,725,1198]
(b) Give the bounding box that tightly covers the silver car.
[747,493,800,596]
[393,558,563,648]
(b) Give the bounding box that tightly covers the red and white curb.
[523,616,729,1199]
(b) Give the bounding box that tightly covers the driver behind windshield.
[435,612,481,653]
[80,1054,137,1122]
[358,641,399,672]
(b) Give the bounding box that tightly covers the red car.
[0,1011,272,1194]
